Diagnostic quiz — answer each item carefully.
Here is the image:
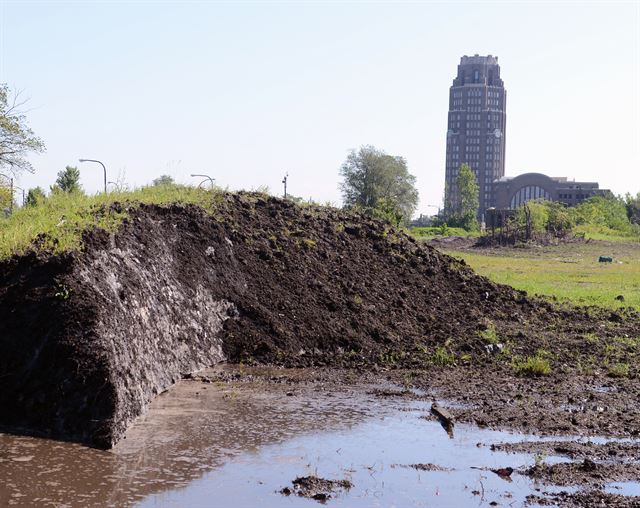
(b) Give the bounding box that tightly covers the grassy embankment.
[0,185,222,260]
[442,241,640,310]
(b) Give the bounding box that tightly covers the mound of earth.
[0,192,638,448]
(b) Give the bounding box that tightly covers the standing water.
[0,366,636,507]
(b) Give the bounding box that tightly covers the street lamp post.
[190,174,215,190]
[14,186,25,207]
[282,173,288,199]
[0,173,14,214]
[78,159,107,193]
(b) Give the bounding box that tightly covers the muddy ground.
[196,365,640,507]
[1,193,639,505]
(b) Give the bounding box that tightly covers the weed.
[478,323,499,344]
[54,285,72,300]
[512,350,552,377]
[299,238,317,249]
[352,294,363,305]
[608,363,630,378]
[432,345,455,367]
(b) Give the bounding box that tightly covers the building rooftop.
[460,54,499,65]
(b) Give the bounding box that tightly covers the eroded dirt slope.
[0,193,638,448]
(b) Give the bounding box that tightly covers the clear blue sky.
[1,1,639,214]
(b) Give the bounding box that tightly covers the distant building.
[493,173,609,209]
[443,55,608,220]
[444,54,506,218]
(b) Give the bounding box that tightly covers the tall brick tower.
[444,54,506,220]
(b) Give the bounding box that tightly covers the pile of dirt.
[1,192,638,448]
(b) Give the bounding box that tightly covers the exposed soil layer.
[1,192,639,449]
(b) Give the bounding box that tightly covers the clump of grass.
[478,321,500,344]
[432,345,455,367]
[0,185,222,260]
[608,363,630,378]
[512,350,552,377]
[298,238,317,249]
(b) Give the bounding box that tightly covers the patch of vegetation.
[607,363,630,378]
[297,238,317,250]
[0,185,222,260]
[445,241,640,310]
[432,344,455,367]
[410,226,480,239]
[478,322,500,344]
[512,350,552,377]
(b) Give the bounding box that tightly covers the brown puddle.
[1,366,638,507]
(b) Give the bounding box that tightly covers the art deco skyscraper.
[444,55,506,219]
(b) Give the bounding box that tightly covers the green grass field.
[443,241,640,309]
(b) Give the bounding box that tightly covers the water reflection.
[0,367,399,507]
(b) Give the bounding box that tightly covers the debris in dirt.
[431,402,455,437]
[280,475,353,503]
[490,466,514,481]
[484,343,504,354]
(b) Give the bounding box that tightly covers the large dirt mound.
[0,193,636,447]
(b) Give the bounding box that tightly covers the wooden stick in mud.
[431,402,455,429]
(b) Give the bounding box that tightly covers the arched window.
[510,186,551,208]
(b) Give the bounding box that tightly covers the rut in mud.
[1,192,638,448]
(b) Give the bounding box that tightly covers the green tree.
[152,174,175,186]
[53,166,83,194]
[625,192,640,225]
[25,186,46,207]
[0,84,45,176]
[339,145,419,223]
[446,163,479,230]
[570,195,630,233]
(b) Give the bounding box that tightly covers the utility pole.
[282,173,288,199]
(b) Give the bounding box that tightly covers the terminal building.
[443,55,608,220]
[492,173,609,210]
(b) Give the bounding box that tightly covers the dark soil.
[280,475,352,502]
[523,459,640,488]
[527,491,640,508]
[492,440,640,462]
[1,192,639,452]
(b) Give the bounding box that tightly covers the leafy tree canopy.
[0,84,45,176]
[444,163,479,231]
[152,174,175,186]
[339,145,418,224]
[25,186,46,207]
[53,166,83,194]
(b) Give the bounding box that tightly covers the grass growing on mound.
[0,185,221,260]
